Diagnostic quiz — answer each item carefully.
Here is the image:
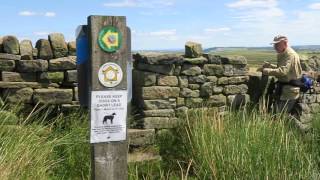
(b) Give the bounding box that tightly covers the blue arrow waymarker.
[76,29,89,65]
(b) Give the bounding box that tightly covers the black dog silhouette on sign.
[103,113,116,124]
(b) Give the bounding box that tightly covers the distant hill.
[204,45,320,53]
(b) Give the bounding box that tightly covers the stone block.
[73,87,79,101]
[309,103,320,113]
[48,72,64,83]
[207,76,217,84]
[49,56,76,71]
[142,117,179,129]
[225,55,247,65]
[33,88,73,104]
[218,77,229,85]
[3,36,19,54]
[35,39,53,60]
[188,75,207,84]
[200,82,213,97]
[223,65,233,76]
[180,88,200,98]
[176,97,185,107]
[157,75,178,86]
[64,70,77,83]
[213,86,223,94]
[20,40,33,60]
[133,53,183,65]
[0,60,15,71]
[185,41,202,58]
[296,103,311,114]
[135,63,174,75]
[228,76,249,84]
[143,99,176,110]
[175,106,188,117]
[128,129,155,146]
[0,82,58,89]
[301,94,317,104]
[223,84,248,95]
[0,37,3,52]
[227,94,250,107]
[1,71,36,82]
[0,53,21,60]
[3,88,33,103]
[233,65,249,76]
[207,94,226,107]
[203,64,223,76]
[183,57,207,64]
[49,33,68,58]
[181,64,202,76]
[68,41,76,56]
[174,65,181,75]
[203,54,221,64]
[133,70,156,87]
[143,109,175,117]
[185,98,203,108]
[142,86,180,99]
[178,76,188,88]
[32,48,38,59]
[299,113,313,124]
[16,60,48,72]
[188,84,200,90]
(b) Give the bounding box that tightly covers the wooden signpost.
[85,15,129,180]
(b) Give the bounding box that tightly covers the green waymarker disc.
[98,26,122,52]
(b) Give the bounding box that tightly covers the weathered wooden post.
[87,15,129,180]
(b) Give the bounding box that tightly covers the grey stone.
[207,76,217,84]
[213,86,223,94]
[228,76,249,84]
[0,37,3,52]
[16,60,48,72]
[142,117,179,129]
[203,64,223,76]
[143,99,176,110]
[133,53,183,65]
[175,106,188,117]
[174,65,181,75]
[225,56,247,65]
[185,41,202,58]
[1,72,36,82]
[188,84,200,90]
[3,88,33,103]
[35,39,53,60]
[317,94,320,103]
[0,53,21,60]
[136,63,174,75]
[3,36,19,54]
[73,87,79,101]
[223,65,233,76]
[0,82,57,89]
[0,60,15,71]
[20,40,33,60]
[142,86,180,99]
[297,103,311,114]
[181,64,201,76]
[48,72,64,83]
[223,84,248,95]
[33,88,73,104]
[233,65,249,76]
[218,77,229,85]
[157,75,178,86]
[227,94,250,107]
[49,33,68,58]
[180,88,200,98]
[301,94,317,104]
[299,113,313,124]
[65,70,77,83]
[188,75,207,84]
[143,109,175,117]
[133,70,156,87]
[183,57,208,64]
[128,129,155,146]
[32,48,38,59]
[203,54,221,64]
[200,82,213,97]
[68,41,76,56]
[37,72,50,83]
[207,94,226,107]
[49,56,76,71]
[178,76,188,88]
[176,97,185,107]
[185,98,203,108]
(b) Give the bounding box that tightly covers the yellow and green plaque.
[98,26,122,52]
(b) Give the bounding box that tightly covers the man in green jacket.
[261,35,302,114]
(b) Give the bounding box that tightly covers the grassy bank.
[1,103,320,179]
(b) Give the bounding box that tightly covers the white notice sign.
[90,90,127,143]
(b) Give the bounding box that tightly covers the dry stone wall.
[132,42,250,130]
[0,34,78,109]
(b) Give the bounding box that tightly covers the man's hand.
[256,67,263,72]
[262,61,272,68]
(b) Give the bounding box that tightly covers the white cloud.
[103,0,175,8]
[19,11,37,16]
[309,3,320,10]
[44,12,56,17]
[204,27,231,33]
[226,0,278,9]
[149,29,176,36]
[33,32,50,36]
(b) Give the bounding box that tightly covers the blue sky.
[1,0,320,50]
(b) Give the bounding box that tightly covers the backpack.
[300,74,313,93]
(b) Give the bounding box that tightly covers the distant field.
[210,49,320,68]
